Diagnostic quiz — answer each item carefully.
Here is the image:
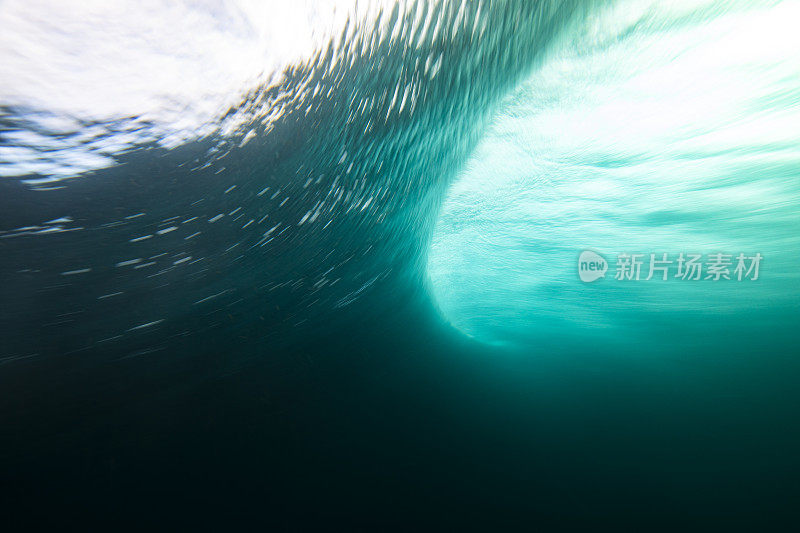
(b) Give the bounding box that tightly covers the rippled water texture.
[1,1,800,527]
[428,0,800,348]
[1,0,583,361]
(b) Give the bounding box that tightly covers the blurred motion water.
[429,0,800,349]
[1,0,799,529]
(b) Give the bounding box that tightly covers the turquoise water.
[1,0,799,528]
[429,0,800,350]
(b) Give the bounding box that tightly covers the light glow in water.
[0,0,403,181]
[428,0,800,349]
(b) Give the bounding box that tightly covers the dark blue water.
[2,1,799,529]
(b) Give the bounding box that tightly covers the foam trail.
[0,1,583,360]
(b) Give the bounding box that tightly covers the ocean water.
[1,0,799,529]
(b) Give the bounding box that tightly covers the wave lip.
[0,1,581,361]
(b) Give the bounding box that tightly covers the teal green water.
[429,0,800,351]
[1,0,800,528]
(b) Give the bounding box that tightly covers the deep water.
[1,1,800,529]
